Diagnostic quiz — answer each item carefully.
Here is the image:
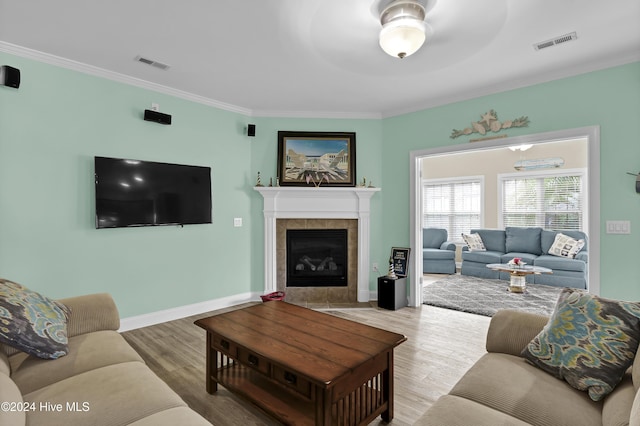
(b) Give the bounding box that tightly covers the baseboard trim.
[119,292,260,332]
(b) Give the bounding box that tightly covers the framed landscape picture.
[277,131,356,187]
[391,247,411,278]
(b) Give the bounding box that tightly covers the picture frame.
[277,131,356,187]
[391,247,411,278]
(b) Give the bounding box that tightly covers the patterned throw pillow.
[461,233,486,251]
[548,233,585,258]
[0,279,71,359]
[522,288,640,401]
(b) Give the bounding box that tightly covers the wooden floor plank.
[123,303,491,425]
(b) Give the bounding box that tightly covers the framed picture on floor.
[277,131,356,187]
[391,247,411,277]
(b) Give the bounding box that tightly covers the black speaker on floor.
[247,124,256,137]
[0,65,20,89]
[144,109,172,125]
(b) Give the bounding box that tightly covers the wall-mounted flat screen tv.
[95,156,212,229]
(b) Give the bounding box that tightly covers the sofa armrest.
[485,309,549,356]
[58,293,120,338]
[575,251,588,262]
[440,241,457,251]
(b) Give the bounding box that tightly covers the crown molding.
[2,41,638,121]
[0,41,380,120]
[381,52,640,118]
[0,41,253,116]
[250,108,382,120]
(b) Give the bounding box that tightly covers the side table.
[378,276,407,310]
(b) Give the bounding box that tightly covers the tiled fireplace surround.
[277,218,357,303]
[255,187,380,304]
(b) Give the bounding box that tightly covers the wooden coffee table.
[195,301,407,426]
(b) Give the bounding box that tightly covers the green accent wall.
[0,54,257,317]
[381,62,640,301]
[0,51,638,319]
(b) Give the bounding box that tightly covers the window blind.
[501,174,583,230]
[422,179,481,240]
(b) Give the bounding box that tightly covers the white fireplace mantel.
[255,186,380,302]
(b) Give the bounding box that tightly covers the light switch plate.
[606,220,630,234]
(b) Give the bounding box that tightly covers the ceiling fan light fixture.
[379,0,426,59]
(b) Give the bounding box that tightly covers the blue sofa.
[422,228,457,274]
[460,227,588,289]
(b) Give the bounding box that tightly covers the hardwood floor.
[122,303,491,425]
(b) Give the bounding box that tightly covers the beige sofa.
[418,309,640,426]
[0,293,211,426]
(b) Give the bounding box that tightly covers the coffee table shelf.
[218,363,315,425]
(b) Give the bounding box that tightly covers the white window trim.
[422,175,485,241]
[497,167,588,231]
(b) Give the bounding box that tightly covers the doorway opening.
[408,126,601,307]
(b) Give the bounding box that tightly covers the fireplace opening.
[286,229,348,287]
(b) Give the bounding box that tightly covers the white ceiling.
[1,0,639,118]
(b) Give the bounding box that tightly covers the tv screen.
[94,156,212,229]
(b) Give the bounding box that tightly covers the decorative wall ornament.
[450,109,530,139]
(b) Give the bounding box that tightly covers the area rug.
[423,274,563,317]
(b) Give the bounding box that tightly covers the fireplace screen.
[286,229,348,287]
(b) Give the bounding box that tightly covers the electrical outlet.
[233,218,242,227]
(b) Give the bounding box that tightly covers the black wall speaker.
[0,65,20,89]
[247,124,256,137]
[144,109,172,125]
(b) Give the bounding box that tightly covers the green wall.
[0,53,257,317]
[381,62,640,301]
[1,51,637,320]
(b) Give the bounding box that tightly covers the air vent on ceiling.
[533,32,577,51]
[134,55,170,70]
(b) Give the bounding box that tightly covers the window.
[422,177,483,241]
[499,169,586,230]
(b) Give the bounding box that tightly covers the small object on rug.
[423,274,563,317]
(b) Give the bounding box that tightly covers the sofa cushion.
[0,350,10,376]
[128,407,212,426]
[423,248,455,260]
[631,390,640,426]
[0,278,70,359]
[461,233,485,251]
[24,361,188,426]
[10,330,144,395]
[416,394,531,426]
[449,352,602,426]
[0,374,25,426]
[548,232,586,258]
[602,372,635,426]
[505,227,542,255]
[533,255,587,272]
[470,229,506,253]
[522,288,640,401]
[462,250,502,264]
[541,230,588,254]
